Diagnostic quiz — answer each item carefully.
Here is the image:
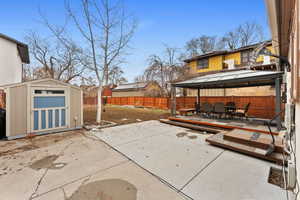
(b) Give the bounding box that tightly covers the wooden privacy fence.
[84,96,279,119]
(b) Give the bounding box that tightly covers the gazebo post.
[275,77,282,130]
[171,85,176,116]
[197,88,200,114]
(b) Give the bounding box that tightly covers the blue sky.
[0,0,270,82]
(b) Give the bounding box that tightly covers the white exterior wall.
[295,0,300,196]
[0,37,22,85]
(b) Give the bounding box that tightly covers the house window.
[197,59,209,69]
[241,50,252,65]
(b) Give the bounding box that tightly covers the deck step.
[223,129,284,153]
[206,133,286,165]
[159,119,220,134]
[168,117,279,135]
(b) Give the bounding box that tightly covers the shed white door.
[31,88,69,132]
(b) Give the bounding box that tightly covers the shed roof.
[0,33,30,63]
[113,82,148,91]
[0,78,81,90]
[173,69,283,89]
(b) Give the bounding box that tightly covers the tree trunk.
[96,84,103,123]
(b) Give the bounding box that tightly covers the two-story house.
[0,33,30,86]
[184,41,276,96]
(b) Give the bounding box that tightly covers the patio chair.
[213,102,226,118]
[202,102,213,117]
[198,103,206,117]
[225,102,236,119]
[194,102,200,114]
[235,103,251,120]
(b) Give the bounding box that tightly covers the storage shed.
[0,79,83,139]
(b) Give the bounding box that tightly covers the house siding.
[224,52,241,66]
[186,44,275,74]
[185,43,276,97]
[0,38,22,85]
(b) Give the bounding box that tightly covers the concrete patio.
[94,120,286,200]
[0,130,185,200]
[0,120,287,200]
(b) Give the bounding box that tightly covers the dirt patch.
[176,132,188,138]
[29,155,66,170]
[268,167,286,188]
[67,179,137,200]
[84,105,170,125]
[176,132,198,140]
[0,130,84,157]
[0,144,39,157]
[188,135,197,139]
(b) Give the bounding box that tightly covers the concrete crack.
[179,150,226,191]
[29,141,74,200]
[62,188,67,200]
[29,168,49,200]
[30,160,130,199]
[59,141,74,156]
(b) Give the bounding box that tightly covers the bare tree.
[108,66,127,85]
[25,31,86,82]
[222,21,264,50]
[142,45,188,97]
[134,75,146,82]
[238,22,264,46]
[184,35,224,57]
[66,0,136,123]
[221,31,240,50]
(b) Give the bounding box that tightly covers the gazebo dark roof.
[173,69,283,89]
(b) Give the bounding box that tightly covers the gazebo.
[170,69,284,130]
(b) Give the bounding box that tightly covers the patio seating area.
[188,101,251,120]
[172,69,284,130]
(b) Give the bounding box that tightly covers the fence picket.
[83,95,279,119]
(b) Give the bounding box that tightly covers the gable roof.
[0,78,81,90]
[0,33,30,64]
[113,82,149,92]
[184,40,272,63]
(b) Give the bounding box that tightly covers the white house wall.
[0,37,23,85]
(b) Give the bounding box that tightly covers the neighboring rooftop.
[0,33,30,63]
[184,40,272,63]
[113,82,149,91]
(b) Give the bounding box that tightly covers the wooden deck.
[206,133,285,165]
[160,116,286,164]
[168,117,279,135]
